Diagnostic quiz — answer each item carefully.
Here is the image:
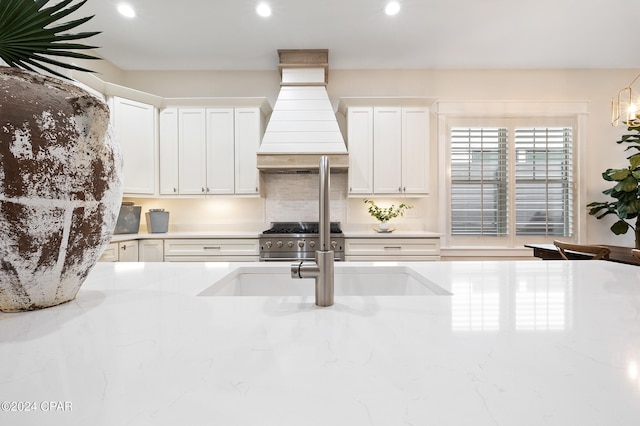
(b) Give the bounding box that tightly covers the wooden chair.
[553,240,611,260]
[632,249,640,262]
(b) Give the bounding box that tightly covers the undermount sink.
[198,265,451,297]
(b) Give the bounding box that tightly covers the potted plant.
[587,125,640,248]
[364,199,412,232]
[0,0,122,312]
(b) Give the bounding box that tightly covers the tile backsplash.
[263,172,347,224]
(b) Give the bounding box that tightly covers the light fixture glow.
[256,3,272,17]
[385,1,401,16]
[117,3,136,18]
[612,71,640,127]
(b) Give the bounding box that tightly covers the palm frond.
[0,0,101,78]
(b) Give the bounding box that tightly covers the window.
[450,121,574,243]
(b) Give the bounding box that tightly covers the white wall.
[114,67,638,246]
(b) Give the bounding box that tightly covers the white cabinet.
[178,108,208,195]
[207,108,235,195]
[374,107,429,194]
[98,242,119,262]
[345,237,440,261]
[373,107,403,193]
[347,107,374,194]
[99,240,139,262]
[163,239,259,262]
[400,108,430,194]
[344,104,430,196]
[110,96,158,196]
[118,240,139,262]
[159,106,264,197]
[159,108,179,195]
[234,108,262,195]
[139,239,164,262]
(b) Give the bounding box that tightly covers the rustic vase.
[0,67,122,312]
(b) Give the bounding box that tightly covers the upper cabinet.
[159,101,267,197]
[340,98,434,196]
[110,96,158,196]
[234,108,263,195]
[346,107,374,194]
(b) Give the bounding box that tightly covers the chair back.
[553,240,611,260]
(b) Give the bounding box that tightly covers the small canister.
[145,209,169,233]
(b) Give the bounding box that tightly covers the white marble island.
[1,260,640,425]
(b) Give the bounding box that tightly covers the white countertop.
[109,231,262,242]
[110,230,441,242]
[1,260,639,425]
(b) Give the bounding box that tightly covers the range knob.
[309,241,316,248]
[265,241,272,249]
[276,240,283,248]
[331,240,338,249]
[287,241,294,248]
[298,241,305,248]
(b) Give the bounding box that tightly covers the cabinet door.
[401,107,429,194]
[159,108,179,195]
[139,239,164,262]
[98,242,119,262]
[234,108,261,195]
[347,107,374,194]
[373,107,403,194]
[178,109,207,195]
[111,97,157,195]
[206,108,235,194]
[118,241,139,262]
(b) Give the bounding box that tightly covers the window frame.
[437,101,587,249]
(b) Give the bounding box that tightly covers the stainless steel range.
[259,221,344,261]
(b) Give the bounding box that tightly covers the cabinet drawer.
[164,239,259,257]
[345,238,440,257]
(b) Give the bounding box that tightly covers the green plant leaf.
[606,168,631,181]
[0,0,100,78]
[613,176,638,192]
[611,220,630,235]
[631,154,640,170]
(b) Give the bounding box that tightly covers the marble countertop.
[2,260,640,425]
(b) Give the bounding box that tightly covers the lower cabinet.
[139,239,164,262]
[99,240,139,262]
[163,239,259,262]
[99,242,119,262]
[100,237,439,263]
[119,240,139,262]
[345,237,440,261]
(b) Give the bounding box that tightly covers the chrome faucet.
[290,155,334,307]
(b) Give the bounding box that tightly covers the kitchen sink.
[198,265,451,297]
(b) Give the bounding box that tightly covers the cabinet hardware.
[398,187,402,192]
[201,188,205,192]
[203,246,221,250]
[173,187,177,193]
[384,246,402,250]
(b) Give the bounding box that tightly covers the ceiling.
[72,0,640,71]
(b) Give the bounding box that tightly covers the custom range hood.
[257,49,348,172]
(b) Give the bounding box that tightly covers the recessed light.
[117,3,136,18]
[385,1,400,16]
[256,3,272,17]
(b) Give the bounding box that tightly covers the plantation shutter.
[514,127,573,236]
[450,127,508,236]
